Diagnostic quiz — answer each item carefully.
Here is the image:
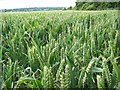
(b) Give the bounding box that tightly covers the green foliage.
[1,10,120,89]
[86,4,96,10]
[67,6,73,10]
[75,2,119,10]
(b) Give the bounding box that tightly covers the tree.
[74,1,119,10]
[68,6,72,10]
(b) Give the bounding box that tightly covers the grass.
[1,10,120,89]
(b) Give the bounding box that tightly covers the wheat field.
[0,10,120,89]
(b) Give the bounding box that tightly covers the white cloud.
[0,0,76,9]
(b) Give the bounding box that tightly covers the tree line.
[68,1,120,10]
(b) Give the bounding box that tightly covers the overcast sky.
[0,0,76,9]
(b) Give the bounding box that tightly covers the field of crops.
[1,10,120,89]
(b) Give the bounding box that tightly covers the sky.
[0,0,76,9]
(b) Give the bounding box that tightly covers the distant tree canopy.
[1,7,65,12]
[75,0,120,10]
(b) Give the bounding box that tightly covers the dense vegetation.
[74,1,119,10]
[1,10,120,89]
